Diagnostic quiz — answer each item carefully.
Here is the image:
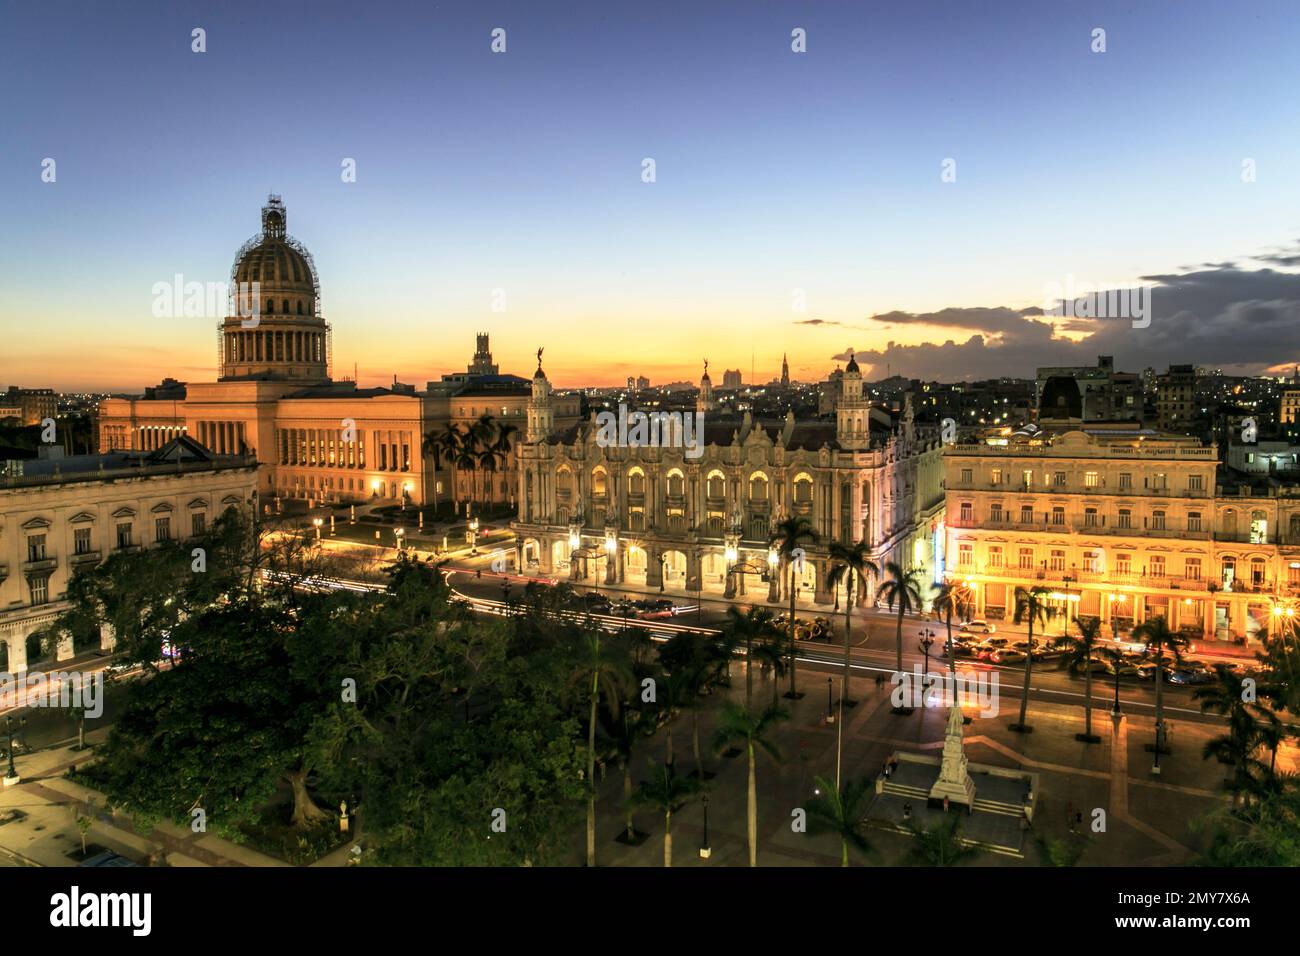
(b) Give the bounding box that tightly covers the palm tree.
[712,701,788,866]
[769,514,818,698]
[1011,585,1051,732]
[1132,616,1188,756]
[905,814,979,866]
[1196,664,1276,804]
[599,704,649,844]
[628,760,702,866]
[430,423,468,514]
[1053,615,1104,742]
[656,668,694,767]
[806,775,873,866]
[567,632,633,866]
[930,579,965,679]
[724,605,780,710]
[878,562,924,679]
[751,630,790,708]
[420,430,445,517]
[660,633,716,778]
[827,541,878,708]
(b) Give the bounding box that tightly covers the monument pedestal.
[928,706,976,807]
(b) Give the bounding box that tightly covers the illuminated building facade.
[513,353,945,605]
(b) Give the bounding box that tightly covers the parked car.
[960,620,996,634]
[990,649,1027,665]
[1072,656,1111,675]
[1168,668,1213,685]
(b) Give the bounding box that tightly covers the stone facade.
[0,440,258,673]
[513,354,946,605]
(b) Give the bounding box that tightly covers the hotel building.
[945,424,1300,645]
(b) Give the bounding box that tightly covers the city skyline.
[4,0,1300,391]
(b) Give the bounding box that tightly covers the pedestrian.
[943,795,950,814]
[902,802,912,823]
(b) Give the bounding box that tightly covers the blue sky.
[2,0,1298,389]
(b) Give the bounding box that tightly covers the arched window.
[266,299,274,314]
[282,299,290,314]
[591,469,607,496]
[667,471,684,497]
[749,474,768,500]
[707,475,725,499]
[297,300,304,315]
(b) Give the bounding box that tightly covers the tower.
[469,333,499,376]
[696,360,716,416]
[781,353,789,388]
[527,348,553,442]
[836,351,869,449]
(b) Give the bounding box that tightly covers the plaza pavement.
[587,659,1285,867]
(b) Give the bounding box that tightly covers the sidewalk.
[0,731,292,867]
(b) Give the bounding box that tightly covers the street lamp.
[918,628,936,708]
[3,716,19,786]
[312,517,323,542]
[469,516,480,554]
[395,527,405,551]
[699,792,711,859]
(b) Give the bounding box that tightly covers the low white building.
[0,438,258,673]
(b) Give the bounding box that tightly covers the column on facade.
[685,549,702,593]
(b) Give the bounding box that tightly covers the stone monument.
[929,705,977,807]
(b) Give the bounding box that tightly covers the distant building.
[636,376,650,391]
[0,387,58,427]
[1156,364,1198,433]
[1280,386,1300,425]
[1035,356,1137,423]
[722,369,743,389]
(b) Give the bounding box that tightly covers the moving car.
[1168,668,1212,685]
[960,620,996,634]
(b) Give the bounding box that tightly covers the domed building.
[97,196,580,509]
[220,196,330,383]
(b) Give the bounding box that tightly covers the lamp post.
[918,629,935,708]
[312,517,323,542]
[659,554,666,593]
[825,677,834,724]
[3,716,18,786]
[469,516,480,554]
[699,792,711,859]
[395,527,405,552]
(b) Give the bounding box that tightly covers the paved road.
[441,565,1230,729]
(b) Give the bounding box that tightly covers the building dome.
[845,350,860,374]
[219,195,330,384]
[229,195,319,318]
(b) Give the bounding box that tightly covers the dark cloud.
[1254,241,1300,268]
[824,261,1300,381]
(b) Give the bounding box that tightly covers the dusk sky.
[3,0,1300,391]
